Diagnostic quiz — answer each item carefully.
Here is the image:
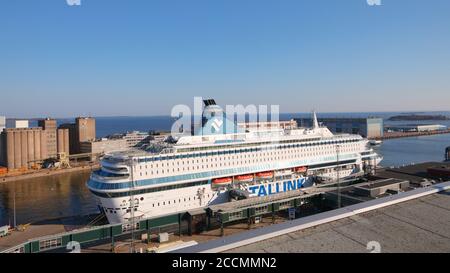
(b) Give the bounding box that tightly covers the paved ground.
[0,214,101,252]
[81,215,290,253]
[225,191,450,253]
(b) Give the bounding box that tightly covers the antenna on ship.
[312,110,319,129]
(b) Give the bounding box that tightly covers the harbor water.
[1,113,450,226]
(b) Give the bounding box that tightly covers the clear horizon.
[2,0,450,117]
[4,110,450,120]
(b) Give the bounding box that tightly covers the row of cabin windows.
[139,143,358,170]
[137,139,360,163]
[151,194,211,208]
[105,190,210,213]
[174,137,361,153]
[137,143,359,177]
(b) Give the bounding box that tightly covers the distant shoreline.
[388,114,449,121]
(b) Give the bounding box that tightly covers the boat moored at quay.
[87,100,382,224]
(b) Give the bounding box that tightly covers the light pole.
[13,184,17,229]
[336,144,341,209]
[128,158,136,253]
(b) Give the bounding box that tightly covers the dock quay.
[2,161,450,253]
[188,182,450,253]
[372,129,450,140]
[0,162,100,183]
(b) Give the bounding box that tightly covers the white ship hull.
[93,167,359,224]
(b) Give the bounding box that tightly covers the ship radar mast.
[312,110,319,129]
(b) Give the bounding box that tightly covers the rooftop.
[225,190,450,253]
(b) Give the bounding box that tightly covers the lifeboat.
[235,174,254,182]
[294,166,308,173]
[212,177,233,185]
[256,171,273,179]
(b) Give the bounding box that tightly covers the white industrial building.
[0,116,5,132]
[386,124,447,132]
[13,120,29,129]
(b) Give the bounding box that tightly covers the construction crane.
[57,152,71,168]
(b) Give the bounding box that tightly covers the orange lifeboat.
[295,166,308,173]
[236,174,254,182]
[212,177,233,185]
[256,171,273,178]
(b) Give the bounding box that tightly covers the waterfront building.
[38,118,58,158]
[108,131,152,147]
[80,138,128,160]
[57,128,70,155]
[0,127,48,170]
[76,117,96,143]
[13,120,29,129]
[0,116,5,132]
[0,117,4,166]
[59,117,96,154]
[296,117,384,139]
[59,123,77,155]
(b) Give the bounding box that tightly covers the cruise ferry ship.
[87,100,382,224]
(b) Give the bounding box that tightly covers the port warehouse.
[295,117,384,139]
[1,188,324,253]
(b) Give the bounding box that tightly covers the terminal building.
[295,117,384,139]
[107,131,152,147]
[79,138,128,161]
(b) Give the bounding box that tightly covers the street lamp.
[336,144,341,209]
[128,157,136,253]
[13,184,17,229]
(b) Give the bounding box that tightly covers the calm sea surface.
[1,112,449,226]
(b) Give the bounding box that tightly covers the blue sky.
[1,0,450,118]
